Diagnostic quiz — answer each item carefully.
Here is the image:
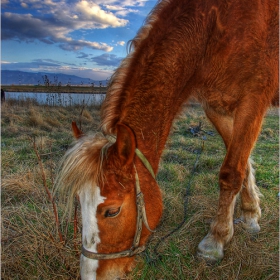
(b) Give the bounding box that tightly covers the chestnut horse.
[56,0,279,279]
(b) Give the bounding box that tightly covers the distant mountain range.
[1,70,107,86]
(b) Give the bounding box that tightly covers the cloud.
[59,40,113,52]
[104,4,139,16]
[76,1,128,27]
[91,54,123,67]
[1,59,74,71]
[1,11,113,51]
[117,41,126,46]
[93,0,147,7]
[116,8,139,17]
[76,52,90,59]
[1,0,9,6]
[21,2,28,8]
[104,4,124,11]
[1,0,136,52]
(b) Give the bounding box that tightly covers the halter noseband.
[81,148,156,260]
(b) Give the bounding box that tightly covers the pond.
[5,92,106,106]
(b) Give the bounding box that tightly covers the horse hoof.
[234,217,260,234]
[197,234,224,264]
[242,219,260,234]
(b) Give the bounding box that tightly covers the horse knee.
[219,168,244,194]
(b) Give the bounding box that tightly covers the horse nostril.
[83,236,96,247]
[91,236,96,245]
[83,238,88,247]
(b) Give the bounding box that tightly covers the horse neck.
[118,86,187,175]
[102,2,212,173]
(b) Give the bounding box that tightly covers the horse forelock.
[100,0,171,134]
[54,133,114,216]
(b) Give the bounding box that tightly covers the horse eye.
[105,207,121,218]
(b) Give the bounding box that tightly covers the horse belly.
[194,53,278,115]
[193,86,242,117]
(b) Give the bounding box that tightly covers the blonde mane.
[54,133,113,216]
[100,0,171,134]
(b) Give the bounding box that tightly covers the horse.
[55,0,279,279]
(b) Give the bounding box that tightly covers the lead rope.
[144,140,204,265]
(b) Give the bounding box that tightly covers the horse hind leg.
[238,158,261,233]
[197,106,263,263]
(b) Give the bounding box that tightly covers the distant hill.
[1,70,107,86]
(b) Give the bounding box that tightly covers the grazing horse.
[56,0,279,279]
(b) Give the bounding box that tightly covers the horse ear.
[115,123,136,166]
[72,121,84,139]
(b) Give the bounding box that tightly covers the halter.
[81,148,156,260]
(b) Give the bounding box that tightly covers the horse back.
[193,0,279,110]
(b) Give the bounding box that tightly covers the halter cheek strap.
[81,148,156,260]
[135,148,155,179]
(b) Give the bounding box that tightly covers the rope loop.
[144,139,205,266]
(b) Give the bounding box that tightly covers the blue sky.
[1,0,157,80]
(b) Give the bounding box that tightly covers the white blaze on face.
[79,184,105,280]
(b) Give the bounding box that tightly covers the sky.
[1,0,157,81]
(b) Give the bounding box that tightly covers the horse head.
[58,122,163,279]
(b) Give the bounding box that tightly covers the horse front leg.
[198,103,266,263]
[204,107,262,236]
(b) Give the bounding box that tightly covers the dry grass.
[1,101,279,279]
[82,109,93,121]
[1,100,101,279]
[27,108,45,127]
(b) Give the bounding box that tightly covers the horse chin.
[96,257,135,280]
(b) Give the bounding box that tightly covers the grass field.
[1,99,279,279]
